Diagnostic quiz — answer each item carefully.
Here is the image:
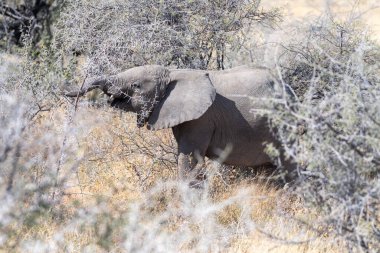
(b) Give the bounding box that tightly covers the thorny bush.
[268,16,380,252]
[56,0,280,74]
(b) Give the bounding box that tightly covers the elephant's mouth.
[107,94,152,128]
[107,95,133,111]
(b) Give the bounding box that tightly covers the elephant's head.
[65,65,216,130]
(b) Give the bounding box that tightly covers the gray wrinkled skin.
[66,65,293,186]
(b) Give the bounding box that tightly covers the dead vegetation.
[1,0,379,252]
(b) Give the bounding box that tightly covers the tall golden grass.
[7,104,341,252]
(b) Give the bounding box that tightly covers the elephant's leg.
[177,152,198,181]
[172,122,214,186]
[177,152,207,188]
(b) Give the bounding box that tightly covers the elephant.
[65,65,294,186]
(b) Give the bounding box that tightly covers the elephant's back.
[209,68,275,123]
[209,67,275,101]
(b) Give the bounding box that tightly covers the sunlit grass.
[3,106,339,252]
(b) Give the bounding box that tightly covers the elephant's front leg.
[178,152,206,188]
[178,152,206,179]
[172,121,214,188]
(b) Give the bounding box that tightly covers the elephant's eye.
[131,82,141,90]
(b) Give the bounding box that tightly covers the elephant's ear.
[147,72,216,130]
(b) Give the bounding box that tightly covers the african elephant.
[65,65,294,186]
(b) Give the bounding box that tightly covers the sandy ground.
[263,0,380,41]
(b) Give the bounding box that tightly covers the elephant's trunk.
[65,77,111,97]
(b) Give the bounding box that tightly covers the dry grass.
[5,104,341,252]
[6,1,377,251]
